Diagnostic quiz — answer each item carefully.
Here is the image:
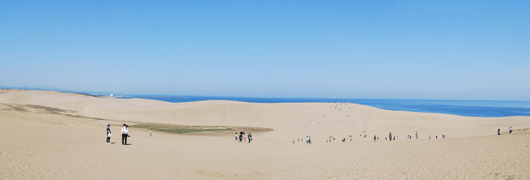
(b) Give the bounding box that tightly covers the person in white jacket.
[121,124,129,145]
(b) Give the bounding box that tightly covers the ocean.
[116,96,530,118]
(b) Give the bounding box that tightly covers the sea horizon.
[115,95,530,118]
[2,87,529,118]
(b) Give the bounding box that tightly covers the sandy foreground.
[1,90,530,179]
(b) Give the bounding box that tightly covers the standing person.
[498,129,501,135]
[416,132,418,139]
[106,124,111,144]
[235,133,239,143]
[150,129,152,137]
[306,136,309,144]
[121,124,128,145]
[509,127,512,134]
[374,135,376,141]
[248,133,252,143]
[239,131,244,143]
[389,132,392,142]
[308,136,312,144]
[436,134,438,139]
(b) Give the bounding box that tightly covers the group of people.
[235,131,252,143]
[326,136,335,142]
[106,124,131,145]
[498,127,513,135]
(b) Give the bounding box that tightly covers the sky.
[0,0,529,100]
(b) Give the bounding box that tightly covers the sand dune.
[1,90,530,179]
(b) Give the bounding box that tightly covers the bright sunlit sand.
[1,90,530,179]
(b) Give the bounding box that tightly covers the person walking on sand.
[498,129,501,135]
[121,124,129,145]
[239,131,245,143]
[150,129,152,137]
[389,132,392,142]
[374,135,376,141]
[509,127,512,134]
[248,133,252,143]
[106,124,111,144]
[235,133,239,143]
[416,132,418,139]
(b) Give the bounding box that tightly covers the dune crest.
[2,90,530,179]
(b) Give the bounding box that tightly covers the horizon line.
[1,86,529,102]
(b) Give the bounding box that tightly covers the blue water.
[116,96,530,118]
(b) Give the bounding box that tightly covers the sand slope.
[1,90,530,179]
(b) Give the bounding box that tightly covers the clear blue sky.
[1,0,529,100]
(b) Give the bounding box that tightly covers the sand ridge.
[1,90,530,179]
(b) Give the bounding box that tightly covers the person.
[248,132,252,143]
[389,132,392,141]
[498,129,501,135]
[150,129,152,137]
[374,135,376,141]
[293,140,295,144]
[429,135,431,139]
[306,136,309,144]
[342,138,345,142]
[308,136,312,144]
[239,131,244,143]
[393,137,395,141]
[244,136,247,143]
[106,124,111,144]
[436,134,438,139]
[416,132,418,139]
[509,127,512,134]
[121,124,129,145]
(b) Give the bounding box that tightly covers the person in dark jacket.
[248,133,252,143]
[106,124,111,144]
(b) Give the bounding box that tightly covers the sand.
[1,89,530,179]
